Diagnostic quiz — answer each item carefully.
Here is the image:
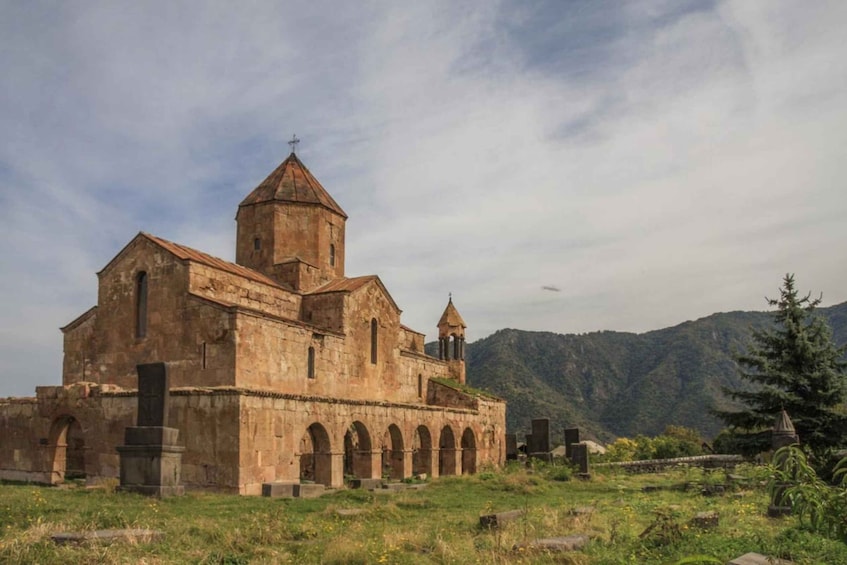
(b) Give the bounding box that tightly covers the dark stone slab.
[571,442,590,475]
[480,509,525,529]
[262,481,297,498]
[125,426,180,446]
[564,428,580,459]
[349,478,383,490]
[531,419,551,453]
[136,363,169,427]
[728,552,795,565]
[506,433,518,460]
[52,529,164,545]
[690,510,719,529]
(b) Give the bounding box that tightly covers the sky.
[1,1,846,397]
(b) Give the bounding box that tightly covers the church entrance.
[49,415,86,483]
[343,421,374,480]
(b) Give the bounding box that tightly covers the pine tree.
[714,274,847,457]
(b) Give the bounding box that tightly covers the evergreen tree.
[714,274,847,457]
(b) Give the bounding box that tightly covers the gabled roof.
[99,232,285,289]
[239,152,348,218]
[438,297,466,329]
[309,275,401,314]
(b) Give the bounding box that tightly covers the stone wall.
[189,262,301,320]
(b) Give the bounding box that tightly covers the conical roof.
[239,152,347,218]
[438,297,466,330]
[773,409,796,434]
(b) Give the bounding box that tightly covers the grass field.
[2,462,846,564]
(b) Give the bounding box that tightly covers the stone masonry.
[0,151,507,494]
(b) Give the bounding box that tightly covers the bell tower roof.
[239,152,348,218]
[438,296,466,338]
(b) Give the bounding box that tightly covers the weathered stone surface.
[349,478,383,490]
[262,481,297,498]
[0,152,508,495]
[564,427,580,459]
[515,534,590,552]
[52,529,164,545]
[136,363,169,427]
[690,511,719,529]
[293,483,325,498]
[728,552,795,565]
[480,509,525,529]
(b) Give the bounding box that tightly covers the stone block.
[261,481,297,498]
[514,534,590,552]
[505,433,518,460]
[349,478,383,490]
[480,509,525,529]
[728,553,794,565]
[690,511,719,529]
[564,427,580,459]
[136,363,170,427]
[52,529,164,545]
[125,426,180,446]
[531,419,551,453]
[293,483,325,498]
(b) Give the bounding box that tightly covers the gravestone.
[116,363,185,497]
[571,442,590,479]
[768,410,799,517]
[505,433,518,460]
[564,428,580,460]
[528,419,552,462]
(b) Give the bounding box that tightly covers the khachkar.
[117,363,185,497]
[767,409,799,517]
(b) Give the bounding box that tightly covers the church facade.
[0,152,506,494]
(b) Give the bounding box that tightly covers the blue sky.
[2,1,846,397]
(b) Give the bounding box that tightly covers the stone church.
[0,150,506,494]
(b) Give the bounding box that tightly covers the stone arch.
[49,415,86,484]
[438,425,456,477]
[344,421,375,479]
[382,424,405,480]
[300,422,333,487]
[412,425,433,477]
[461,427,477,475]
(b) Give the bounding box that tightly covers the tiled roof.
[310,276,377,294]
[438,298,466,328]
[239,152,347,218]
[142,233,284,288]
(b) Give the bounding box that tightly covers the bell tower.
[437,295,467,384]
[235,146,347,292]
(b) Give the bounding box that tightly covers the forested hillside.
[429,302,847,442]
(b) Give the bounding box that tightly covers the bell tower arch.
[437,295,467,384]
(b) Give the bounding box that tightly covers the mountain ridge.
[429,302,847,442]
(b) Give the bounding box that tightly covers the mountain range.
[430,302,847,443]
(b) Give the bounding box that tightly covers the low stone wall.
[597,454,745,473]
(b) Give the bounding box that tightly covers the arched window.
[136,271,148,338]
[370,318,378,364]
[253,237,261,251]
[307,346,315,379]
[329,243,335,267]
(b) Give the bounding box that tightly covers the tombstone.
[768,409,799,517]
[564,428,580,460]
[528,419,552,462]
[571,442,590,479]
[505,433,518,461]
[116,363,185,497]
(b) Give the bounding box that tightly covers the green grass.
[2,463,846,564]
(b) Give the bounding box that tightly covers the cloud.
[1,0,846,396]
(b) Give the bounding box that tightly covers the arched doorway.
[461,427,477,474]
[343,421,374,479]
[300,423,333,486]
[382,424,405,480]
[412,425,432,477]
[49,416,86,483]
[438,425,456,476]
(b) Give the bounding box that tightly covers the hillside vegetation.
[435,302,847,442]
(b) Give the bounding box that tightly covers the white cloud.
[1,0,846,396]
